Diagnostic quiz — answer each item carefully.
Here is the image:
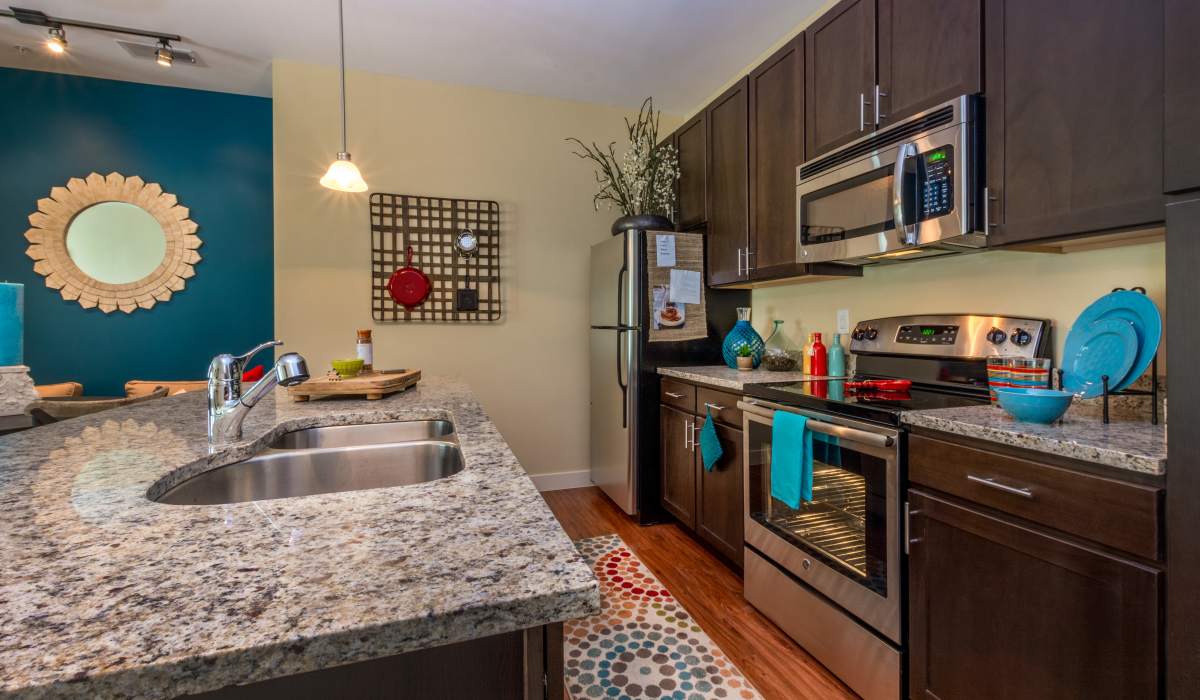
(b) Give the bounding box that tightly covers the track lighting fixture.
[155,38,173,67]
[45,26,66,54]
[2,7,182,67]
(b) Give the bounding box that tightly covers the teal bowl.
[995,388,1073,424]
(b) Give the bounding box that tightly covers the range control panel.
[896,324,958,345]
[850,314,1051,359]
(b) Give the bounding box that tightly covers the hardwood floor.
[544,486,857,700]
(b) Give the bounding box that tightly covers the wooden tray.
[288,369,421,402]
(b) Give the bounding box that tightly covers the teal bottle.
[828,333,847,377]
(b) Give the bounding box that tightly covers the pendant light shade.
[320,152,368,192]
[321,0,367,192]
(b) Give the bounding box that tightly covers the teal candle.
[0,283,23,366]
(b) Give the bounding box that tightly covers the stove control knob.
[1010,328,1033,346]
[851,327,866,341]
[864,327,879,341]
[986,327,1008,345]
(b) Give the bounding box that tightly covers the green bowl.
[331,358,364,378]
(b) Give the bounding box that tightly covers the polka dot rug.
[566,533,763,700]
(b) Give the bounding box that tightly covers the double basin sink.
[154,420,464,505]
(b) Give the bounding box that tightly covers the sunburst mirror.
[24,172,201,314]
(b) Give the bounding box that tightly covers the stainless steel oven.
[739,398,902,700]
[796,94,986,265]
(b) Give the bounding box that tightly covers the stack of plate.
[1061,291,1162,398]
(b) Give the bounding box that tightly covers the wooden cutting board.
[288,369,421,402]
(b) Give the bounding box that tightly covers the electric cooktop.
[743,375,990,427]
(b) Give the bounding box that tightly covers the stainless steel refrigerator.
[588,228,748,520]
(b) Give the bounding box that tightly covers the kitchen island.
[0,377,598,699]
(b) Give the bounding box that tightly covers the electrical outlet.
[836,309,851,334]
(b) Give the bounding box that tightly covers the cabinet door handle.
[874,84,886,124]
[904,501,921,554]
[736,248,743,276]
[744,248,755,274]
[665,391,684,399]
[704,402,726,412]
[684,419,692,449]
[967,474,1034,499]
[984,187,999,231]
[859,92,867,132]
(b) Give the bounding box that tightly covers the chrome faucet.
[208,340,310,444]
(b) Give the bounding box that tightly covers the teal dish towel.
[699,409,723,471]
[771,410,813,509]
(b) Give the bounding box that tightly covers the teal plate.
[1071,290,1162,390]
[1062,318,1138,398]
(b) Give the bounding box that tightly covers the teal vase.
[722,308,764,369]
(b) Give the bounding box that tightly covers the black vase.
[611,214,675,236]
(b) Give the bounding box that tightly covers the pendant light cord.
[338,0,347,153]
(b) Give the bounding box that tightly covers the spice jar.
[356,329,374,372]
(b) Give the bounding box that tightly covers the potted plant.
[567,98,680,234]
[736,345,755,372]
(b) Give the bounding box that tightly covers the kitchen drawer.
[909,435,1162,560]
[660,379,696,413]
[696,387,743,427]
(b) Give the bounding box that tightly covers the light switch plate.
[836,309,851,334]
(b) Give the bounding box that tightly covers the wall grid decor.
[370,192,501,322]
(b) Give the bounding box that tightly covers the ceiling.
[0,0,823,114]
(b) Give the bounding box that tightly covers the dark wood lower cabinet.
[660,405,697,529]
[658,382,744,569]
[908,489,1160,700]
[696,422,744,566]
[183,623,562,700]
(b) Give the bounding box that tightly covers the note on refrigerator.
[655,234,676,267]
[668,268,702,305]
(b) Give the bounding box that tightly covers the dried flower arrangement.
[567,98,680,219]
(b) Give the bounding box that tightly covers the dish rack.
[1054,286,1160,425]
[369,193,502,322]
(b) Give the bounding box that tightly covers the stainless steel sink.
[154,441,464,505]
[270,420,455,449]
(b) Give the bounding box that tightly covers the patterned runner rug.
[566,534,763,700]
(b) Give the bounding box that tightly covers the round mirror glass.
[66,202,167,285]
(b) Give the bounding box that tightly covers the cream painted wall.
[273,60,680,476]
[753,243,1167,369]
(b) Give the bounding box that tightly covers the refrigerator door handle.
[616,259,629,427]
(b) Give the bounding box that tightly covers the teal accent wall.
[0,68,273,395]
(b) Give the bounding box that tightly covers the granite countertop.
[903,404,1167,475]
[657,365,814,391]
[0,377,599,699]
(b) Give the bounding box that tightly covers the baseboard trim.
[530,469,592,492]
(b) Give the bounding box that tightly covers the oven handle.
[737,400,895,448]
[893,141,919,246]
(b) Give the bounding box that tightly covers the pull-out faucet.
[207,340,309,444]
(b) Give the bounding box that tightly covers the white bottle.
[356,329,374,371]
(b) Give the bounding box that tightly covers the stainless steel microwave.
[796,95,986,265]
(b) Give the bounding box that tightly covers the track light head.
[155,39,173,67]
[45,27,66,54]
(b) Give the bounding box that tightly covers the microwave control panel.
[919,146,954,221]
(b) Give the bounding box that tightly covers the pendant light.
[320,0,368,192]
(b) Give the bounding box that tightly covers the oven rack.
[770,467,869,576]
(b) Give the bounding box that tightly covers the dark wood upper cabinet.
[706,78,750,286]
[877,0,981,125]
[696,422,744,568]
[675,112,708,229]
[805,0,875,158]
[984,0,1165,246]
[1166,0,1200,194]
[909,489,1160,700]
[660,405,696,529]
[748,34,804,277]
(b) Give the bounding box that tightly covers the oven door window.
[748,428,890,596]
[799,165,894,246]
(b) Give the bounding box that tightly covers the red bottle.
[810,332,828,377]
